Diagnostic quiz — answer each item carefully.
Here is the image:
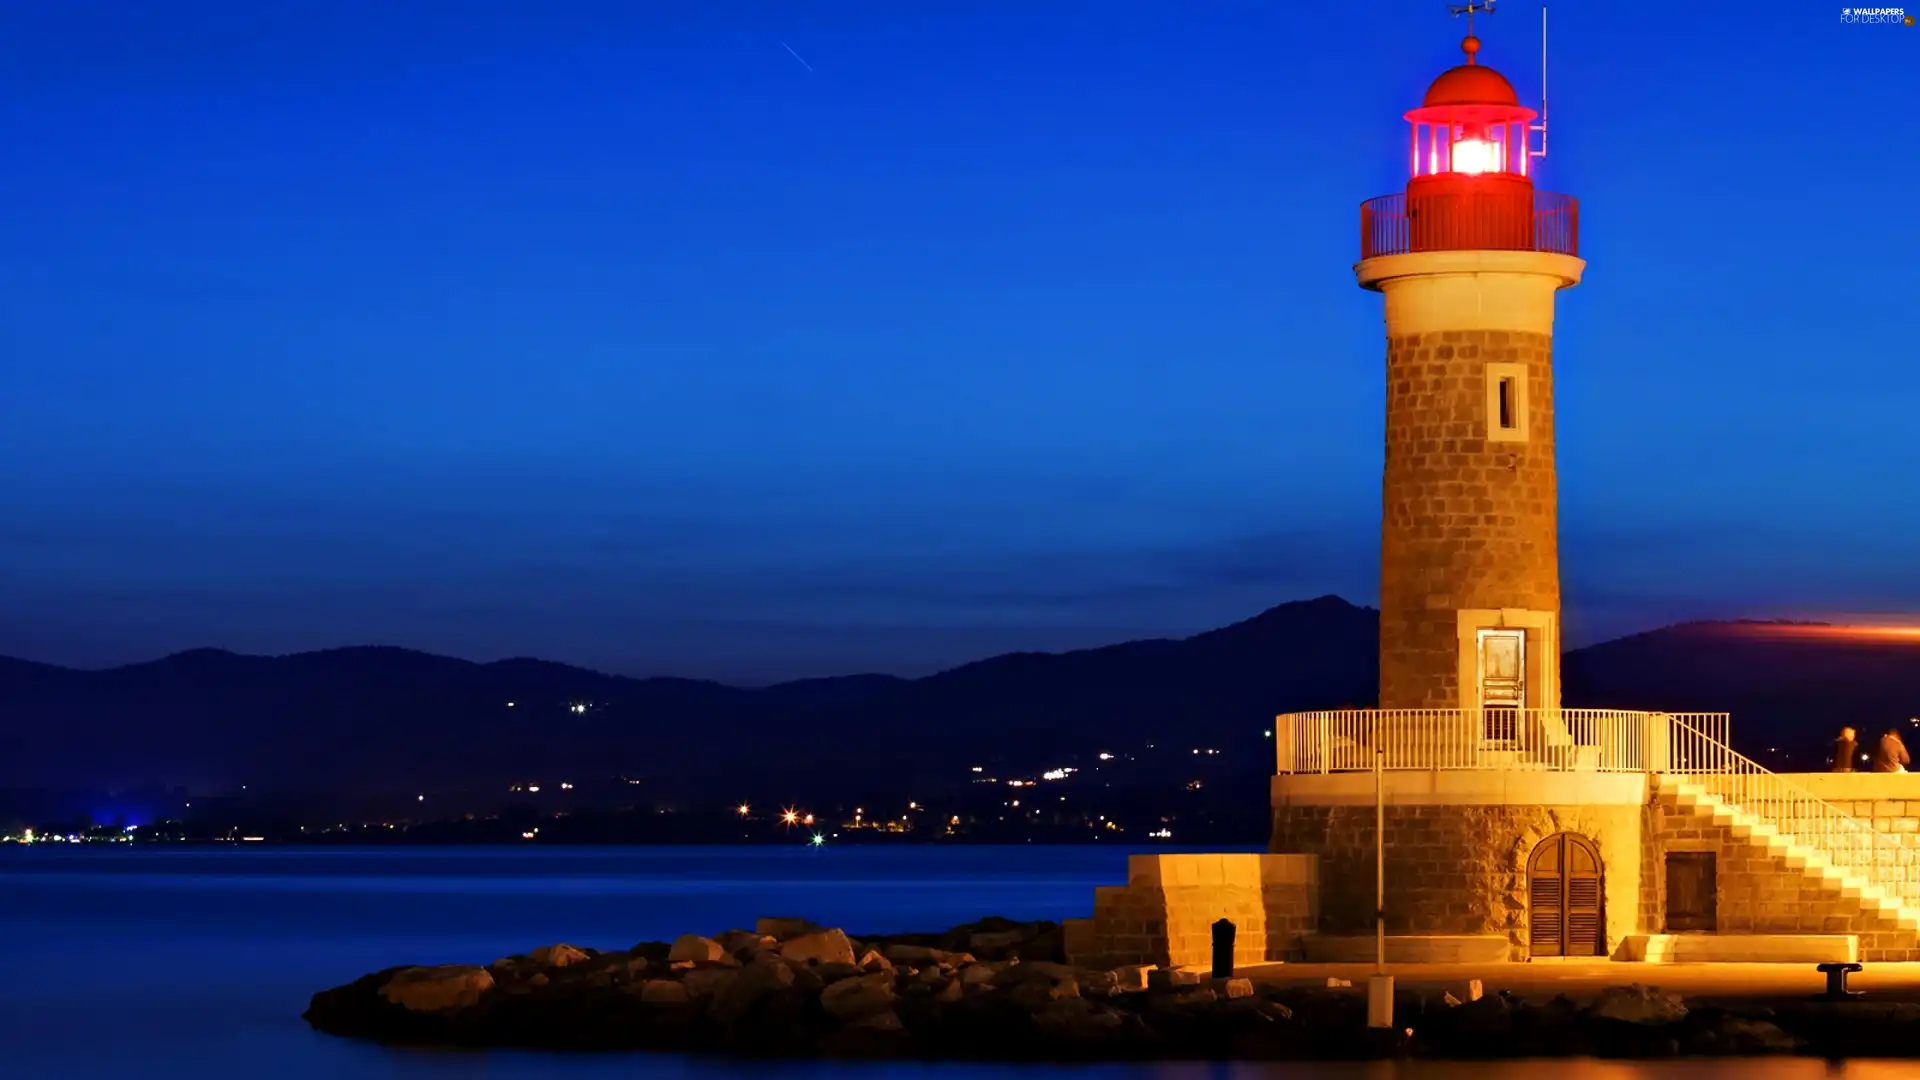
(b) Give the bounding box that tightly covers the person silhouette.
[1872,727,1911,774]
[1833,726,1858,772]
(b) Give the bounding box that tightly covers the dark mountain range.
[1,597,1914,794]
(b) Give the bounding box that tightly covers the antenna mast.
[1448,0,1496,36]
[1529,7,1550,161]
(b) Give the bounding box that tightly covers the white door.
[1477,628,1526,741]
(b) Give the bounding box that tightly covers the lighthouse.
[1068,12,1919,971]
[1358,21,1582,732]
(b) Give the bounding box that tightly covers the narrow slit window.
[1485,363,1529,443]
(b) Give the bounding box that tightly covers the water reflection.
[1134,1064,1884,1079]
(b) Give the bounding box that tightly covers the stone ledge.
[1622,934,1859,964]
[1302,935,1513,964]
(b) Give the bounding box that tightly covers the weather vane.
[1448,0,1497,36]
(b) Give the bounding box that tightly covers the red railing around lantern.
[1359,189,1578,260]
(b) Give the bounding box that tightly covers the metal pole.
[1375,749,1385,974]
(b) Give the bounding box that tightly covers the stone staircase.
[1656,762,1920,960]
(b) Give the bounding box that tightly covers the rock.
[1325,977,1351,989]
[821,972,897,1021]
[1443,992,1462,1007]
[1149,968,1204,990]
[1035,997,1125,1039]
[958,963,1001,986]
[858,950,895,973]
[884,944,973,966]
[1010,977,1079,1009]
[668,935,727,964]
[1704,1016,1800,1054]
[969,930,1025,953]
[1113,965,1155,991]
[1076,969,1121,997]
[378,966,494,1013]
[637,979,688,1005]
[756,917,816,940]
[681,965,741,999]
[813,962,863,983]
[933,978,964,1003]
[525,943,591,969]
[1589,985,1688,1025]
[527,973,549,987]
[781,929,857,967]
[849,1009,905,1032]
[716,930,770,957]
[1151,987,1218,1012]
[1213,977,1254,1000]
[712,956,798,1021]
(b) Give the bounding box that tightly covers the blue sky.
[1,1,1915,682]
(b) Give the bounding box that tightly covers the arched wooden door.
[1528,833,1604,957]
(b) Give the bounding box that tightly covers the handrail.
[1275,709,1729,774]
[1360,189,1579,260]
[1667,715,1916,897]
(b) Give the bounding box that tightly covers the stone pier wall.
[1065,854,1318,971]
[1269,803,1642,958]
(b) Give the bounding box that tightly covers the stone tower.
[1357,31,1584,721]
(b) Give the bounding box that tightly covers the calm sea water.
[0,845,1908,1080]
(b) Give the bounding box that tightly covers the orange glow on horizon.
[1717,622,1920,643]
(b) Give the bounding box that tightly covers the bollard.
[1211,918,1237,979]
[1816,961,1864,1000]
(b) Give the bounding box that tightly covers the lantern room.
[1407,36,1536,179]
[1358,29,1577,262]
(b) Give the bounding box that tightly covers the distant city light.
[417,794,425,802]
[528,786,540,793]
[736,803,751,817]
[810,833,826,847]
[782,809,799,825]
[560,782,574,790]
[802,813,815,826]
[1041,768,1074,781]
[1098,752,1114,761]
[1149,828,1172,839]
[522,830,538,840]
[970,767,983,773]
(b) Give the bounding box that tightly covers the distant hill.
[1,597,1915,791]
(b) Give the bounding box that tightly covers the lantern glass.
[1451,135,1500,175]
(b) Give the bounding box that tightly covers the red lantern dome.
[1357,30,1577,261]
[1405,36,1536,178]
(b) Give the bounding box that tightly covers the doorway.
[1477,628,1526,742]
[1528,832,1604,957]
[1665,852,1718,932]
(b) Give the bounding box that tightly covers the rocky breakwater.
[305,919,1915,1061]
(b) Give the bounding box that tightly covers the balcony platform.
[1273,708,1732,776]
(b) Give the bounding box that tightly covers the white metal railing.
[1274,709,1732,774]
[1667,715,1919,898]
